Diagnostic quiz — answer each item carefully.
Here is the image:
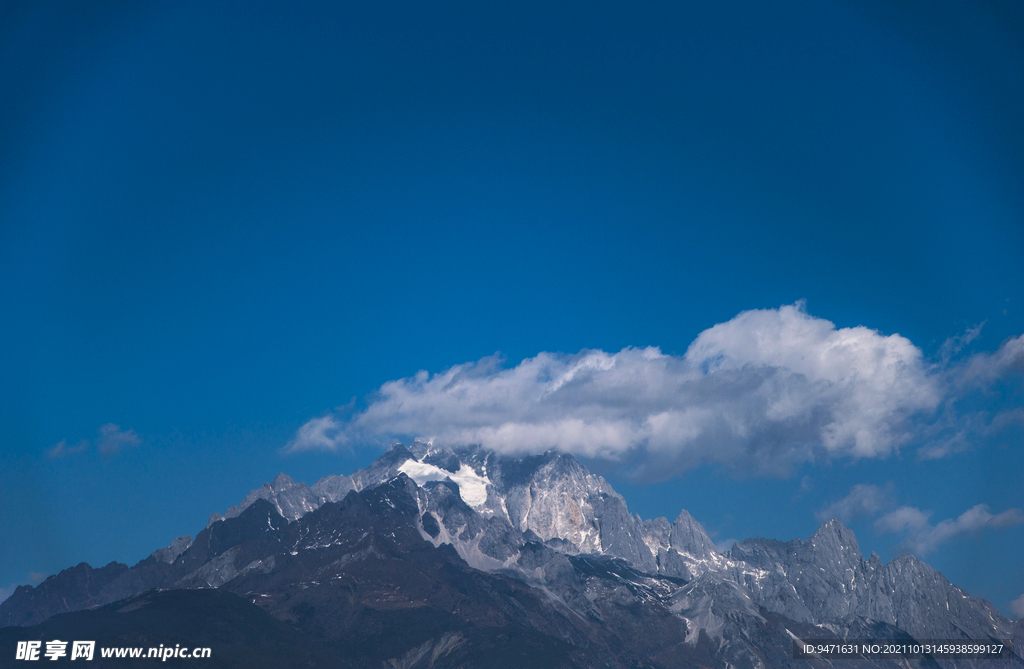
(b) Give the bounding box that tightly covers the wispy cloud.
[1011,593,1024,619]
[816,483,894,523]
[938,322,985,363]
[816,484,1022,558]
[875,504,1024,555]
[96,423,140,455]
[47,439,88,458]
[287,415,345,453]
[957,333,1024,386]
[48,424,141,458]
[715,538,738,553]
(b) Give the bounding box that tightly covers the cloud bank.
[287,303,1019,477]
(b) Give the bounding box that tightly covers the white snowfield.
[397,459,491,508]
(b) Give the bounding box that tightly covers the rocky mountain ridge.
[2,443,1019,669]
[207,441,725,579]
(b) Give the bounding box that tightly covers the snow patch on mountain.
[398,459,491,508]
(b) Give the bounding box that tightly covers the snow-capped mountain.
[207,441,717,578]
[2,443,1020,669]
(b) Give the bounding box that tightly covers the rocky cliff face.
[2,443,1018,669]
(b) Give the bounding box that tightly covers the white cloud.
[875,504,1024,555]
[715,538,738,553]
[96,423,140,456]
[816,483,894,523]
[1011,593,1024,619]
[874,506,932,534]
[289,303,948,477]
[287,414,346,452]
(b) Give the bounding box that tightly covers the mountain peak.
[809,517,860,553]
[670,509,717,559]
[271,473,294,490]
[379,442,415,464]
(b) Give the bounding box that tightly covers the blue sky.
[1,1,1022,616]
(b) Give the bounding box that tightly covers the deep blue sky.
[2,2,1022,615]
